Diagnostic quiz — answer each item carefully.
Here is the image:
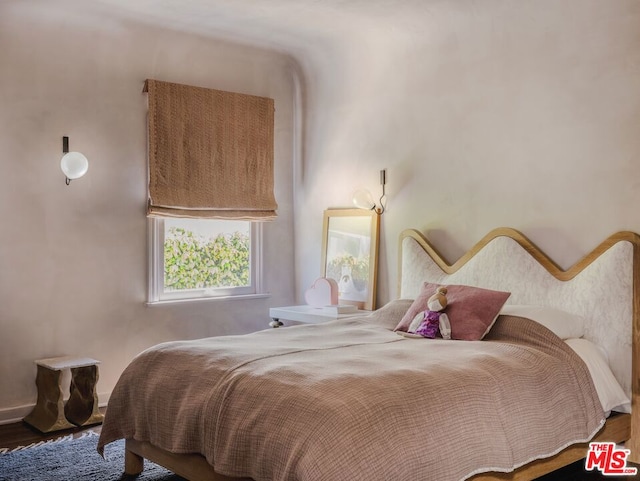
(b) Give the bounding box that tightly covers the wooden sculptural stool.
[24,356,104,433]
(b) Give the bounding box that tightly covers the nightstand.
[24,356,104,433]
[268,305,362,328]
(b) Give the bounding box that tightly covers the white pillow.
[565,338,631,414]
[500,305,584,340]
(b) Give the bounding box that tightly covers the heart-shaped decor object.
[304,277,339,308]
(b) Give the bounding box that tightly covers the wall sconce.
[60,136,89,185]
[352,168,387,214]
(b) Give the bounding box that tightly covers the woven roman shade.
[144,79,277,220]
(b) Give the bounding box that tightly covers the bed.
[98,227,639,480]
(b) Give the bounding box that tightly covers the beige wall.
[0,3,297,422]
[2,0,639,423]
[294,0,640,308]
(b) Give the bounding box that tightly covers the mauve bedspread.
[98,301,605,481]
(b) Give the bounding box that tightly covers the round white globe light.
[352,189,376,211]
[61,151,89,180]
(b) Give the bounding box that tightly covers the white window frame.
[147,218,265,305]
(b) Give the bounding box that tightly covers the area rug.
[0,431,184,481]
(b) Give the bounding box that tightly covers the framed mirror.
[321,209,380,311]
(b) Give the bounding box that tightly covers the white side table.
[269,305,362,328]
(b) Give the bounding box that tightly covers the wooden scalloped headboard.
[398,227,639,461]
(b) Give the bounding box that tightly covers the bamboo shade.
[144,79,277,220]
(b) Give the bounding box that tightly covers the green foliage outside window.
[164,227,250,290]
[326,255,369,291]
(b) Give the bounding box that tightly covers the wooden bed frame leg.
[125,441,144,476]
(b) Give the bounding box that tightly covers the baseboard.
[0,392,111,426]
[0,404,33,426]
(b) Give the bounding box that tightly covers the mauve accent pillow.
[394,282,511,340]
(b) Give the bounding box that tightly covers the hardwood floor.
[0,413,637,480]
[0,412,103,451]
[536,459,640,481]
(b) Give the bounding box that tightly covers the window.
[148,218,263,303]
[144,80,275,304]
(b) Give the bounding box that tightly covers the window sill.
[146,293,271,307]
